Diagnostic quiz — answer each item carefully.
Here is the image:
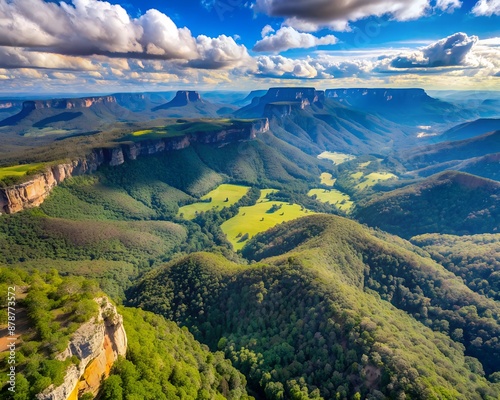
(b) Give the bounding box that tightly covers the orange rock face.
[37,298,127,400]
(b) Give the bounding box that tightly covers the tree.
[101,375,123,400]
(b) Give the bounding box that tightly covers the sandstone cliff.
[0,119,269,214]
[36,298,127,400]
[236,87,324,118]
[23,96,117,111]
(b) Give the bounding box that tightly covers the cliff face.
[37,298,127,400]
[0,101,22,109]
[23,96,117,111]
[0,151,105,214]
[0,119,269,214]
[265,87,320,104]
[236,87,324,118]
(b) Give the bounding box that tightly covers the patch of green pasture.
[355,172,398,190]
[308,189,354,213]
[320,172,336,187]
[318,151,355,165]
[0,163,47,179]
[132,129,154,136]
[178,184,250,219]
[221,189,314,250]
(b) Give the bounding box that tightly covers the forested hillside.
[128,215,500,400]
[356,171,500,238]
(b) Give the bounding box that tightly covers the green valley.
[178,184,250,220]
[220,189,314,250]
[1,86,499,400]
[307,188,354,212]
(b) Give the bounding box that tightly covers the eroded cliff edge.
[36,297,127,400]
[0,118,269,214]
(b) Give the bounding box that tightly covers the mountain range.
[0,86,499,400]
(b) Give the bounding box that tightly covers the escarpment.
[36,298,127,400]
[23,96,117,111]
[0,119,269,214]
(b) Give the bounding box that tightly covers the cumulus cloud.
[254,0,431,31]
[0,0,250,70]
[261,25,275,38]
[254,54,372,79]
[253,27,337,52]
[435,0,462,12]
[255,55,319,78]
[253,32,500,82]
[472,0,500,16]
[0,47,97,70]
[390,32,478,68]
[189,35,253,69]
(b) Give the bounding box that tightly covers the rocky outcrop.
[0,119,269,214]
[0,101,22,109]
[236,87,324,118]
[153,90,203,111]
[264,101,313,118]
[23,96,117,111]
[37,298,127,400]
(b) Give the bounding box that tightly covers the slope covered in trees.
[103,307,251,400]
[128,215,500,399]
[411,233,500,301]
[356,171,500,238]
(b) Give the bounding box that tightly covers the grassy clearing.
[0,163,46,180]
[320,172,336,187]
[221,189,313,250]
[355,172,398,190]
[178,184,250,219]
[129,126,183,141]
[318,151,355,165]
[308,189,354,213]
[132,129,154,136]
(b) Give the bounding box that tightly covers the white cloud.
[0,47,97,70]
[390,32,478,68]
[261,25,275,38]
[435,0,462,12]
[0,0,250,70]
[253,27,337,52]
[255,55,319,78]
[472,0,500,16]
[254,0,431,32]
[190,35,253,69]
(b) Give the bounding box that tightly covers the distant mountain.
[152,90,229,117]
[438,118,500,142]
[0,100,22,119]
[325,88,472,125]
[396,130,500,180]
[232,89,267,106]
[356,171,500,238]
[235,87,407,155]
[113,92,174,112]
[0,95,140,134]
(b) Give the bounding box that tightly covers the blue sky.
[0,0,499,93]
